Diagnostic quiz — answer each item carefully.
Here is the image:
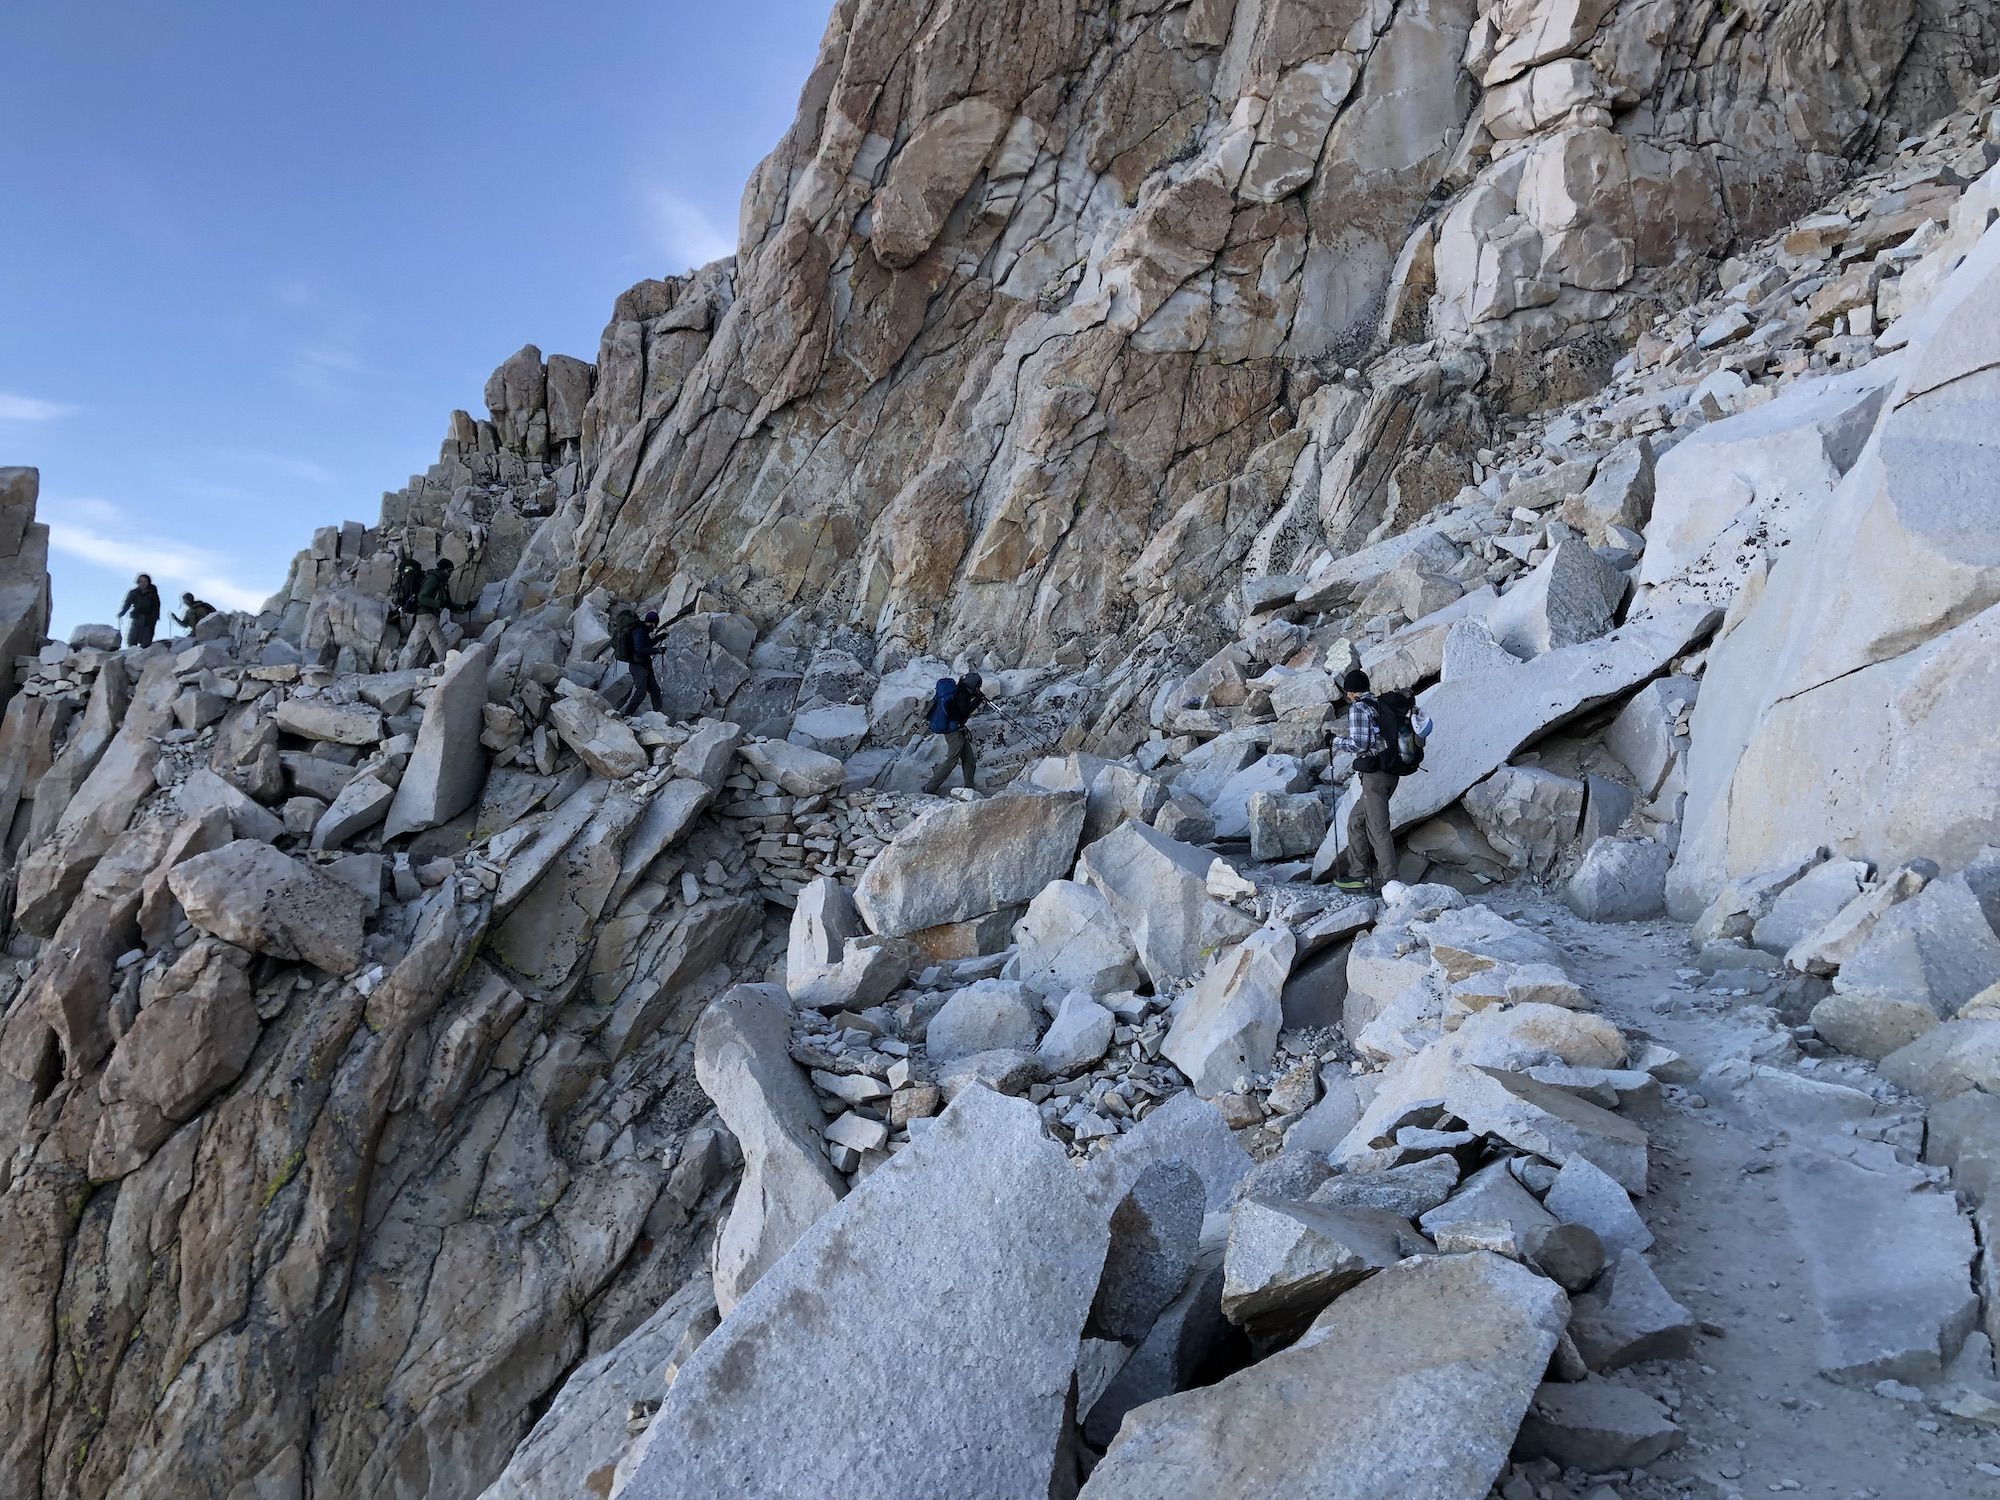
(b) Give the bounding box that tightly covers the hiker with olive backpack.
[1328,667,1432,895]
[611,605,665,715]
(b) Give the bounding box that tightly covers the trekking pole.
[984,700,1051,753]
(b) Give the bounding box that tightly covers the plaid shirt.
[1333,694,1433,759]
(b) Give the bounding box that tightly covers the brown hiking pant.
[922,730,977,793]
[1336,771,1400,887]
[399,612,444,671]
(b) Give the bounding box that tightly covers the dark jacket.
[414,569,452,614]
[119,584,161,623]
[940,681,984,732]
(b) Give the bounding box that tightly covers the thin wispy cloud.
[288,341,379,401]
[268,275,380,403]
[642,186,735,272]
[0,392,78,423]
[45,496,271,614]
[215,448,338,487]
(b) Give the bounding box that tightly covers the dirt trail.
[1485,893,2000,1500]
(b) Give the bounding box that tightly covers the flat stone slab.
[1080,1252,1567,1500]
[1777,1143,1979,1383]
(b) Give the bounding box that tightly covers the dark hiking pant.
[126,617,156,649]
[1336,770,1401,887]
[623,656,664,715]
[922,730,977,793]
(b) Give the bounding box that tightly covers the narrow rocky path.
[1486,893,1999,1500]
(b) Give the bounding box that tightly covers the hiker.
[172,593,215,632]
[398,558,454,670]
[1328,667,1432,894]
[117,573,161,649]
[392,551,424,619]
[613,605,665,715]
[922,671,985,794]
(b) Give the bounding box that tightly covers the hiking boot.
[1329,876,1373,894]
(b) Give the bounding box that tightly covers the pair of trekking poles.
[868,696,1049,790]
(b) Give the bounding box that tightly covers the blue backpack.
[927,678,959,733]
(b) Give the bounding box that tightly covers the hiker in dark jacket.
[398,559,454,670]
[922,671,985,794]
[173,593,215,632]
[117,573,161,648]
[618,608,665,715]
[1329,668,1433,894]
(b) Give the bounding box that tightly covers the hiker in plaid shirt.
[1330,668,1432,894]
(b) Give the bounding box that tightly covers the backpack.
[927,678,959,734]
[611,607,641,663]
[393,561,422,610]
[415,569,451,613]
[1367,691,1426,775]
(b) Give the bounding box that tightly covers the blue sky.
[0,1,831,636]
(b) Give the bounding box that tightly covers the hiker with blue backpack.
[1328,668,1431,895]
[923,671,985,793]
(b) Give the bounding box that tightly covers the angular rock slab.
[1388,604,1718,832]
[1088,1090,1255,1215]
[1543,1155,1653,1260]
[1516,1378,1684,1472]
[1089,1160,1204,1345]
[478,1275,717,1500]
[1777,1144,1979,1383]
[1567,1250,1696,1372]
[786,876,906,1010]
[548,692,648,778]
[1012,878,1142,998]
[856,788,1085,938]
[1220,1197,1420,1345]
[1078,821,1258,990]
[1445,1064,1649,1193]
[694,983,846,1317]
[625,1089,1110,1500]
[1164,923,1295,1097]
[166,839,367,975]
[384,642,490,840]
[1080,1253,1567,1500]
[927,979,1044,1065]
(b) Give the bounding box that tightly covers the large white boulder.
[1566,837,1670,922]
[166,839,368,975]
[548,691,648,779]
[1637,356,1898,613]
[1485,538,1628,660]
[1164,923,1295,1097]
[624,1089,1110,1499]
[1077,822,1258,990]
[855,788,1086,938]
[786,876,907,1010]
[1011,879,1142,998]
[1670,224,2000,915]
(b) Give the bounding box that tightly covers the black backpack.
[611,607,641,663]
[1363,691,1426,775]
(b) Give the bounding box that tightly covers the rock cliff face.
[551,0,1996,672]
[4,4,2000,1499]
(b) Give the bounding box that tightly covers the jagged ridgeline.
[4,1,2000,1497]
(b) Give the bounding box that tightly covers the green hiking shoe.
[1329,877,1373,893]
